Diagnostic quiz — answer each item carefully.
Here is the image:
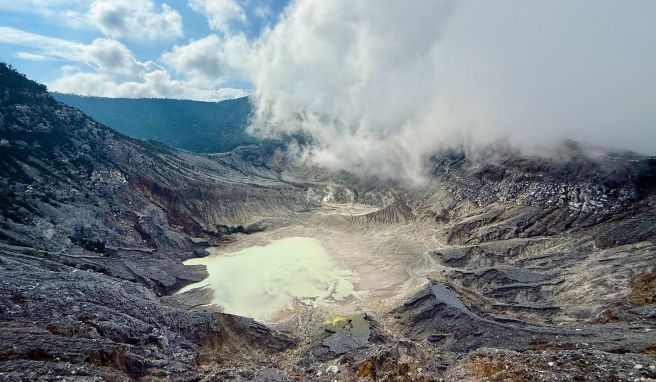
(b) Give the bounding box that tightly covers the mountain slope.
[0,63,306,380]
[52,93,256,153]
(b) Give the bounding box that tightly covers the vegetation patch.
[629,269,656,305]
[466,354,509,378]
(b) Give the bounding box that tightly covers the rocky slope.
[0,63,309,381]
[1,63,655,381]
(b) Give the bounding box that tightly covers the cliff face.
[1,63,655,381]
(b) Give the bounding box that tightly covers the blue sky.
[0,0,289,100]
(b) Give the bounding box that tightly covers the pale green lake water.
[178,237,358,321]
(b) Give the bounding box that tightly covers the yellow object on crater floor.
[325,315,349,326]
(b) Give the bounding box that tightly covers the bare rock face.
[422,148,656,244]
[0,253,222,381]
[321,314,374,355]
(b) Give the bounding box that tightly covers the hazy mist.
[246,0,656,183]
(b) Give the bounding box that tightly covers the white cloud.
[14,52,51,61]
[161,33,253,83]
[245,0,656,184]
[51,69,189,99]
[88,0,183,41]
[188,0,245,33]
[212,87,252,99]
[246,0,456,183]
[0,27,147,77]
[0,0,83,15]
[83,38,142,76]
[0,26,83,61]
[0,1,183,40]
[0,27,243,101]
[162,35,225,80]
[49,69,247,101]
[0,1,88,30]
[252,3,272,20]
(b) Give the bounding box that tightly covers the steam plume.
[246,0,656,183]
